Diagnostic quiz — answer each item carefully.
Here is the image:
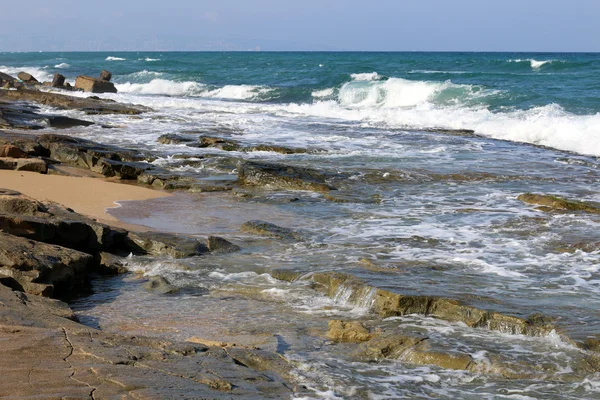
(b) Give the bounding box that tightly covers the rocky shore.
[2,76,600,398]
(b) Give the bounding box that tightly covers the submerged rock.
[327,320,374,343]
[199,135,242,151]
[157,133,196,145]
[144,276,178,294]
[125,232,209,258]
[517,193,600,214]
[241,220,305,241]
[238,160,335,193]
[207,236,242,253]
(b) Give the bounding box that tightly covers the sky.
[1,0,599,52]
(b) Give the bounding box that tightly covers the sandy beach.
[0,170,171,228]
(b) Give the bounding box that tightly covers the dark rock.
[17,72,38,84]
[518,193,600,214]
[0,157,48,173]
[157,133,196,145]
[207,236,241,253]
[199,136,241,151]
[0,89,148,114]
[238,161,335,193]
[45,115,94,129]
[0,232,92,298]
[144,276,178,294]
[246,144,308,154]
[0,144,27,158]
[94,252,128,275]
[91,158,152,179]
[125,232,210,258]
[99,70,112,82]
[0,72,16,83]
[75,75,117,93]
[52,73,65,87]
[241,220,305,241]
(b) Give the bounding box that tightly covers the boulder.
[95,252,128,275]
[0,232,93,298]
[75,75,117,94]
[327,320,374,343]
[17,72,38,84]
[157,133,196,145]
[144,276,178,294]
[51,73,65,88]
[199,136,241,151]
[517,193,600,214]
[0,72,16,83]
[125,232,210,258]
[99,70,112,82]
[207,236,241,253]
[241,220,305,241]
[0,157,48,173]
[238,161,335,193]
[0,144,27,158]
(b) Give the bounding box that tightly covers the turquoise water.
[4,52,600,399]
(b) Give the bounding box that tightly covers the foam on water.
[106,56,126,61]
[350,72,383,81]
[509,59,558,69]
[54,62,70,68]
[312,88,335,98]
[116,79,205,96]
[0,65,53,82]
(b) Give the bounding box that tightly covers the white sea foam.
[311,88,334,98]
[203,84,273,100]
[142,57,160,62]
[0,65,53,82]
[54,62,70,69]
[106,56,126,61]
[509,58,556,69]
[350,72,382,81]
[125,70,164,80]
[116,79,205,96]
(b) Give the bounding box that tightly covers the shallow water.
[6,51,599,398]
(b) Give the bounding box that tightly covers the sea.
[2,52,600,399]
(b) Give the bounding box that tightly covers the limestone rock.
[327,320,374,343]
[0,157,48,173]
[199,136,241,151]
[517,193,600,214]
[238,161,335,193]
[125,231,210,258]
[17,71,38,84]
[75,75,117,93]
[0,232,92,298]
[0,144,27,158]
[207,236,241,253]
[241,220,304,241]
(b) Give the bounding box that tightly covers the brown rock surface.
[75,75,117,93]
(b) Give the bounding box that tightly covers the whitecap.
[116,79,205,96]
[54,62,70,69]
[311,88,334,98]
[350,72,382,81]
[106,56,126,61]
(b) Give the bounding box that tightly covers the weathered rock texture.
[75,75,117,94]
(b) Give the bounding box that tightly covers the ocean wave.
[203,85,274,100]
[123,70,164,81]
[54,63,70,69]
[106,56,126,61]
[116,79,205,96]
[311,88,335,98]
[350,72,383,81]
[0,65,53,83]
[139,57,160,62]
[509,59,559,70]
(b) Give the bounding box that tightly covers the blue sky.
[1,0,598,51]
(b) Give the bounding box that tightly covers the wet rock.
[0,89,147,114]
[99,69,112,82]
[91,158,152,179]
[270,269,303,282]
[51,73,65,88]
[327,320,374,343]
[226,347,293,380]
[311,272,555,337]
[238,160,335,193]
[241,220,305,241]
[0,144,27,158]
[17,72,38,84]
[125,231,210,258]
[207,236,241,253]
[245,144,308,154]
[157,133,196,145]
[0,189,47,215]
[144,276,178,294]
[0,157,47,173]
[199,136,242,151]
[75,75,117,93]
[517,193,600,214]
[45,115,94,129]
[0,72,16,83]
[0,232,92,298]
[94,252,128,275]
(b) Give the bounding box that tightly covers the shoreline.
[0,170,170,230]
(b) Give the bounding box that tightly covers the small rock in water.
[207,236,242,253]
[143,276,178,294]
[99,70,112,82]
[17,72,38,84]
[52,73,65,88]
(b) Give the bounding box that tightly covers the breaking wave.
[509,59,560,70]
[54,63,70,69]
[106,56,126,61]
[0,65,53,83]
